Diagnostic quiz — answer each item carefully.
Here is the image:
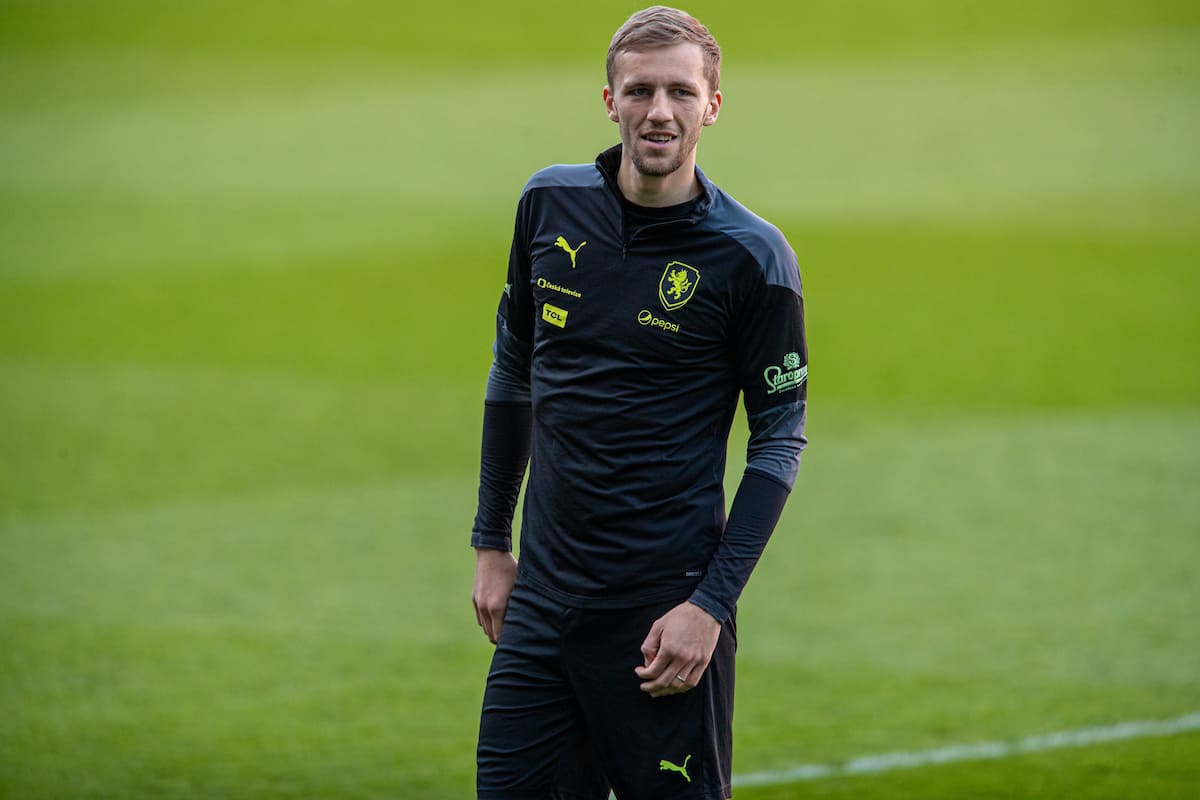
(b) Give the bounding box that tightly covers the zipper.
[622,218,690,263]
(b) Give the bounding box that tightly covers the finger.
[639,621,663,666]
[634,650,669,681]
[646,673,687,697]
[645,657,708,697]
[489,611,504,644]
[477,598,497,643]
[639,658,686,695]
[661,666,700,697]
[473,594,492,641]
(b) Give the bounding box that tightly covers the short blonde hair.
[606,6,721,92]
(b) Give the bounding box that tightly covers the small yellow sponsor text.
[542,303,568,328]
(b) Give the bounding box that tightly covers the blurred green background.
[1,1,1198,797]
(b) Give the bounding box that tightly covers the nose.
[647,89,673,123]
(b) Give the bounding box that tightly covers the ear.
[603,86,618,122]
[702,90,722,127]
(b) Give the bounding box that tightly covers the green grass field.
[2,1,1198,797]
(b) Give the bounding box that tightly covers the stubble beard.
[629,127,701,178]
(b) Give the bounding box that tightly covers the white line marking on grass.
[732,711,1200,788]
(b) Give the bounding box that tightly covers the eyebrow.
[623,78,702,91]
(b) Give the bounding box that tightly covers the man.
[470,6,807,799]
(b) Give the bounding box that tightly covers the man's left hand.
[634,601,721,697]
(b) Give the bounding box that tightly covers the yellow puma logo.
[659,754,691,783]
[554,236,587,269]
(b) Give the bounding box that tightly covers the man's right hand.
[472,548,518,644]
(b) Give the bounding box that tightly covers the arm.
[470,200,535,644]
[470,400,529,644]
[635,474,797,696]
[638,259,807,696]
[691,268,807,622]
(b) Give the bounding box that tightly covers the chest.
[526,228,736,367]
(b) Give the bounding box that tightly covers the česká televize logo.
[763,352,806,394]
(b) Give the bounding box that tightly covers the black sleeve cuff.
[470,532,513,551]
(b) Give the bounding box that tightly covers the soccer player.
[470,6,807,798]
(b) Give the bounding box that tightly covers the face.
[604,43,721,182]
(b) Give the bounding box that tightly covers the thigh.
[477,584,610,800]
[564,601,737,800]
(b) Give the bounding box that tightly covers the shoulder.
[704,187,801,293]
[521,163,604,196]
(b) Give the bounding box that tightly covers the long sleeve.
[690,255,808,621]
[470,401,533,551]
[469,195,536,550]
[689,471,791,621]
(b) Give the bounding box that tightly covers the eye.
[674,88,694,97]
[629,87,649,97]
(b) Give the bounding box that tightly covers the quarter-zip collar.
[595,144,714,257]
[595,144,715,227]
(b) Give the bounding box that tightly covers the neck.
[617,154,701,208]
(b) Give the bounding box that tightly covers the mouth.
[641,131,677,150]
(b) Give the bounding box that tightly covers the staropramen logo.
[763,352,807,394]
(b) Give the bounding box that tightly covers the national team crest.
[658,261,700,311]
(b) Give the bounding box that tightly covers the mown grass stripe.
[733,712,1200,787]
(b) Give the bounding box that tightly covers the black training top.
[472,145,807,615]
